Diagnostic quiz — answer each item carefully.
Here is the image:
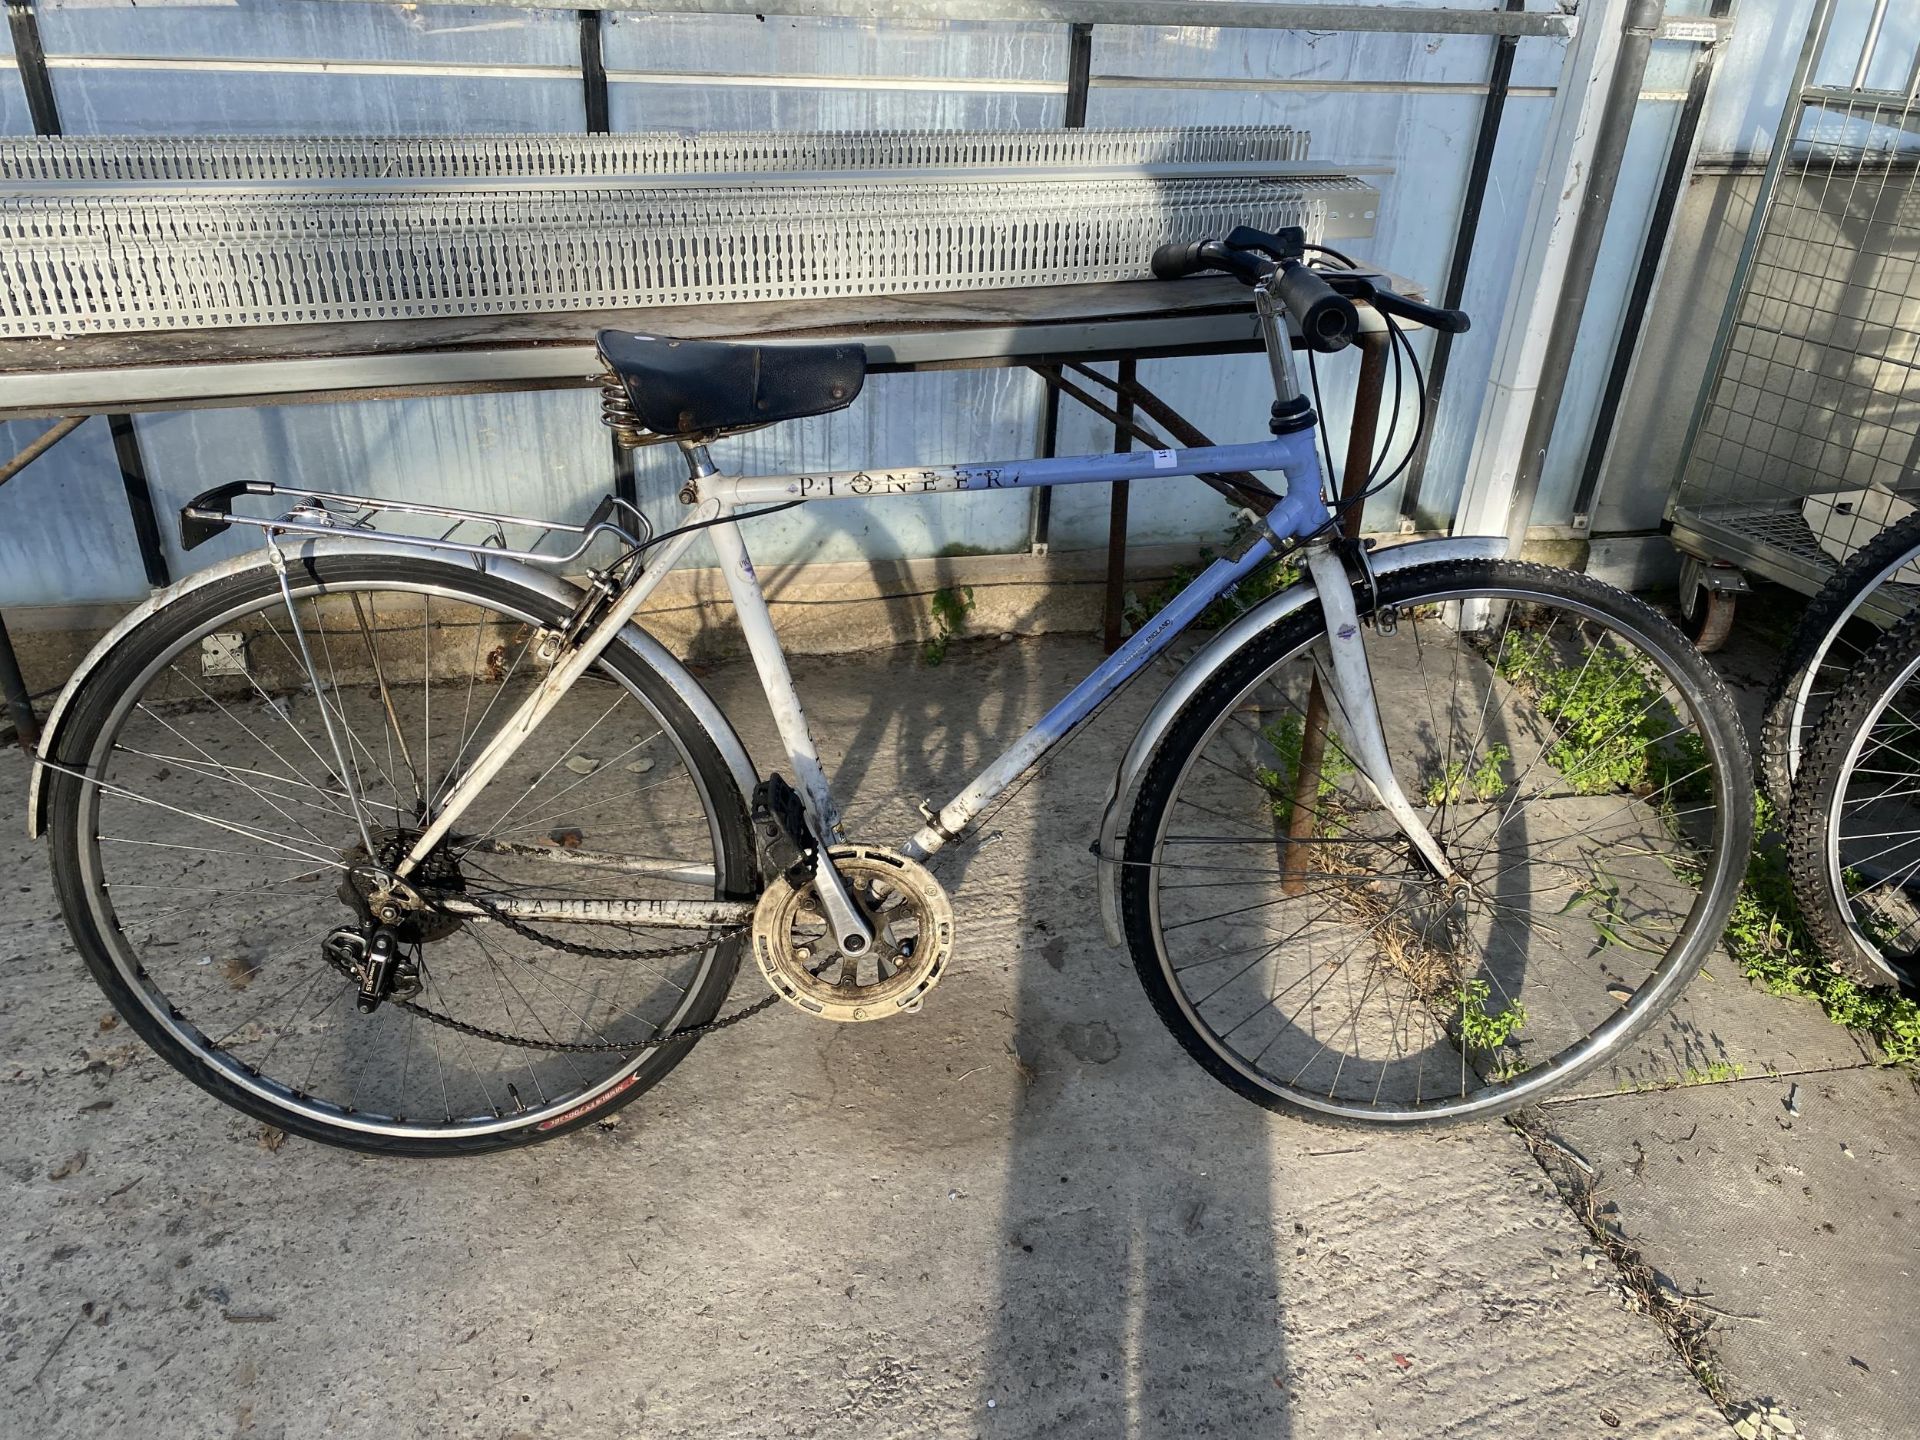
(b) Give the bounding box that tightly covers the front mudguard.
[1093,535,1507,945]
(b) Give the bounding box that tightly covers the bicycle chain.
[464,894,745,964]
[323,898,771,1055]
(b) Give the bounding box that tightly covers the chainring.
[752,844,954,1022]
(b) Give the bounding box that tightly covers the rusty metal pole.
[1102,358,1136,653]
[1283,331,1392,891]
[0,612,40,752]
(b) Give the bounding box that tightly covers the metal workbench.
[0,275,1393,421]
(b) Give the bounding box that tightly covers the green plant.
[921,585,975,666]
[1714,794,1920,1069]
[1254,712,1355,825]
[1423,743,1510,806]
[1495,632,1648,795]
[1616,1059,1747,1094]
[1454,978,1527,1074]
[1563,865,1667,957]
[1123,514,1301,633]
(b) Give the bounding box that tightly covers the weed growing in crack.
[921,585,975,667]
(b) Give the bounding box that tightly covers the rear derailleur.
[321,925,423,1014]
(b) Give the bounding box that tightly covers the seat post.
[676,440,717,503]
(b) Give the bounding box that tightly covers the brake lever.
[1223,224,1308,264]
[1318,269,1471,335]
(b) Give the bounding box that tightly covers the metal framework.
[1669,0,1920,600]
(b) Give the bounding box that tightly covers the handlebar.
[1273,261,1358,354]
[1150,225,1471,353]
[1150,238,1268,286]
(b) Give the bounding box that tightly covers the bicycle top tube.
[710,427,1333,540]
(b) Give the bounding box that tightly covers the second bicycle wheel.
[1759,507,1920,809]
[1121,559,1751,1126]
[1788,609,1920,991]
[44,552,756,1156]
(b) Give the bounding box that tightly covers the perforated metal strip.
[0,127,1377,337]
[0,126,1310,184]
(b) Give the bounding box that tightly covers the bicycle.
[28,225,1754,1155]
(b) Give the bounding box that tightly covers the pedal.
[751,773,818,886]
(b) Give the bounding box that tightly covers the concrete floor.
[0,629,1908,1438]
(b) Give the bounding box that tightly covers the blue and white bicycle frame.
[390,281,1476,953]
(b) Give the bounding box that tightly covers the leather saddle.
[597,330,868,439]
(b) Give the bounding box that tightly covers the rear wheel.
[46,554,755,1156]
[1121,560,1752,1127]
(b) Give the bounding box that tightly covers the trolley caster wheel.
[1677,556,1745,654]
[1679,586,1736,652]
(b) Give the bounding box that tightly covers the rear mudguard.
[26,538,760,839]
[1093,535,1507,945]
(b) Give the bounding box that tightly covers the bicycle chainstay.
[322,896,763,1054]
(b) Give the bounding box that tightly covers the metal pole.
[1450,0,1633,547]
[0,414,86,490]
[4,0,60,135]
[1028,19,1095,555]
[579,9,612,132]
[288,0,1577,39]
[1102,358,1135,653]
[1570,0,1732,524]
[580,9,633,507]
[1495,0,1660,554]
[0,612,40,751]
[108,413,171,588]
[1396,0,1521,528]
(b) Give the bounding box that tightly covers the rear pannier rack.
[178,482,652,565]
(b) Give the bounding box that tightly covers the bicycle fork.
[1297,544,1458,885]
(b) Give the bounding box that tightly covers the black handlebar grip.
[1275,260,1359,353]
[1151,241,1209,280]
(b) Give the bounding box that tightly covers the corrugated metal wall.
[0,0,1803,607]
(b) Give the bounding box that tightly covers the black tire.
[1760,508,1920,811]
[46,553,756,1156]
[1121,559,1754,1128]
[1786,608,1920,991]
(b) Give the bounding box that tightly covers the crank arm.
[809,851,878,957]
[1302,546,1458,883]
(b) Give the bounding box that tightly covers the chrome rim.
[1144,582,1738,1122]
[73,571,732,1141]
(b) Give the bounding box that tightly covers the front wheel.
[1121,559,1752,1127]
[45,553,757,1156]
